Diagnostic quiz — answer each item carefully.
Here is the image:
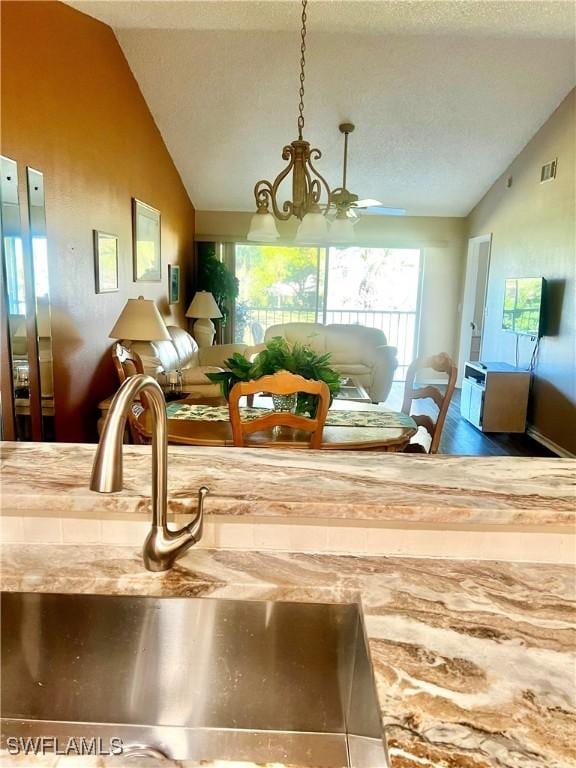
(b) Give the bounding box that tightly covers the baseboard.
[526,425,575,458]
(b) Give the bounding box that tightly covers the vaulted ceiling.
[67,1,575,216]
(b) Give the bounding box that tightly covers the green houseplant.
[207,336,341,416]
[196,243,239,334]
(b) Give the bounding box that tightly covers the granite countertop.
[1,442,574,527]
[1,544,575,768]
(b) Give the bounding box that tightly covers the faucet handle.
[187,485,209,543]
[143,485,209,572]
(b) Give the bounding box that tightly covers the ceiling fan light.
[295,211,329,244]
[247,210,280,242]
[330,215,356,244]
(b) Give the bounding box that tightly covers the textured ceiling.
[66,1,576,216]
[67,1,576,37]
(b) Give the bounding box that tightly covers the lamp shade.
[295,211,329,244]
[185,291,223,319]
[329,215,356,244]
[109,296,170,341]
[247,210,280,242]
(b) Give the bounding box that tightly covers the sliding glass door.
[234,245,325,344]
[234,244,421,380]
[324,247,420,379]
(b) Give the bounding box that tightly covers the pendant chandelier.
[247,0,332,244]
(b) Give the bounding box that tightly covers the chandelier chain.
[297,0,308,139]
[250,0,338,231]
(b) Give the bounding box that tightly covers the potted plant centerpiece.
[207,336,341,416]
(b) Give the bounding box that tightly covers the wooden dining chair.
[401,353,457,454]
[228,371,330,449]
[111,342,149,445]
[112,342,145,384]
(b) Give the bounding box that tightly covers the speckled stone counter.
[1,442,574,526]
[2,544,575,768]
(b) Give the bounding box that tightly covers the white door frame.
[457,234,492,386]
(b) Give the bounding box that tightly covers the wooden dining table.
[137,395,418,451]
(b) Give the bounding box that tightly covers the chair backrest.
[111,343,149,445]
[112,342,145,384]
[401,353,457,454]
[228,371,330,449]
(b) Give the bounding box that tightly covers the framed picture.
[168,264,180,304]
[132,198,161,282]
[93,231,119,293]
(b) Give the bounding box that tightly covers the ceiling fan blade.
[355,198,384,208]
[357,206,407,217]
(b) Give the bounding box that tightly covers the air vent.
[540,159,557,183]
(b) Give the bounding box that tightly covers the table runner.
[165,403,415,429]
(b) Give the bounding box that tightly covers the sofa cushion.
[324,325,386,366]
[198,343,251,367]
[264,323,326,354]
[181,365,224,385]
[168,326,199,369]
[129,339,180,377]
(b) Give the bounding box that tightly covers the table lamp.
[109,296,171,342]
[185,291,222,347]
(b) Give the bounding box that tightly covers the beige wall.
[467,89,575,455]
[196,211,467,367]
[1,1,196,442]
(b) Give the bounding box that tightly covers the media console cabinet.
[460,361,531,433]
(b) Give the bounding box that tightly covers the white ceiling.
[67,1,576,216]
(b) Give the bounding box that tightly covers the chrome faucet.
[90,374,208,572]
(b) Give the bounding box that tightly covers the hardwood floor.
[384,383,556,457]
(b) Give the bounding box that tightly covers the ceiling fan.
[328,123,406,219]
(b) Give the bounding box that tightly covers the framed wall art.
[168,264,180,304]
[132,198,161,282]
[93,230,119,293]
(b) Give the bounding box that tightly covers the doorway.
[457,234,491,386]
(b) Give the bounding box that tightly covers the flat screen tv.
[502,277,545,337]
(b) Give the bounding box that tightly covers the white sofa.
[263,322,397,403]
[128,326,252,397]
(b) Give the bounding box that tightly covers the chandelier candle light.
[247,0,332,244]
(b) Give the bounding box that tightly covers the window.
[234,244,421,380]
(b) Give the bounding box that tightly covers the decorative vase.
[271,393,297,413]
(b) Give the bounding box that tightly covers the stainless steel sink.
[1,592,388,766]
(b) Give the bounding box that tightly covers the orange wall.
[1,0,195,442]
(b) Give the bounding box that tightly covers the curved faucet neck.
[90,374,168,529]
[91,373,207,572]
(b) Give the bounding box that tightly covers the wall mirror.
[1,155,33,439]
[27,168,55,439]
[0,158,53,441]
